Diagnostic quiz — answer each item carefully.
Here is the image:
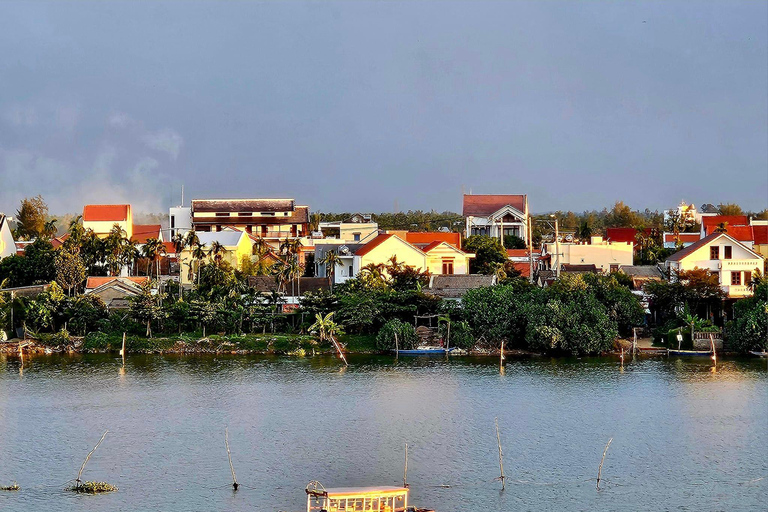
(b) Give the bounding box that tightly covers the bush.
[376,319,417,351]
[439,320,474,349]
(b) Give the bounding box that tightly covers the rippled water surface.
[0,354,766,511]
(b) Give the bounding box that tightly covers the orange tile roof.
[83,204,130,222]
[85,276,148,289]
[131,224,162,244]
[512,262,531,278]
[355,234,394,256]
[664,233,701,243]
[701,215,749,229]
[753,225,768,245]
[463,194,526,216]
[405,232,461,248]
[703,224,754,241]
[506,249,529,258]
[162,242,177,254]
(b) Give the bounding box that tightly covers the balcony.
[721,284,752,298]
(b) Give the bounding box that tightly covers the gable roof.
[506,249,529,258]
[247,276,331,295]
[405,231,461,248]
[753,225,768,245]
[620,265,664,279]
[131,224,162,244]
[463,194,526,217]
[666,232,762,262]
[85,276,148,290]
[196,231,246,247]
[605,227,637,243]
[703,224,754,241]
[664,233,701,243]
[83,204,130,222]
[561,264,599,274]
[355,234,397,256]
[428,274,496,298]
[701,215,749,230]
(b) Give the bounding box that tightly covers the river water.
[0,354,766,511]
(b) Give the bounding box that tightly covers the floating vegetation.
[0,482,19,491]
[71,481,117,494]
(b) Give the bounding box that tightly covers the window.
[744,271,752,286]
[724,246,732,259]
[731,271,741,286]
[215,212,229,217]
[353,232,361,242]
[348,265,353,277]
[237,212,253,216]
[442,259,454,274]
[710,246,719,260]
[170,215,175,228]
[261,212,275,216]
[610,264,619,273]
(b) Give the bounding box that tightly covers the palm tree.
[208,241,226,267]
[142,238,163,278]
[308,312,347,365]
[714,222,729,234]
[43,219,57,240]
[191,243,207,285]
[320,250,343,291]
[104,224,128,276]
[171,232,186,255]
[252,236,269,258]
[279,237,292,256]
[184,230,200,249]
[122,240,141,276]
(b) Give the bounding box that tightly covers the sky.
[0,1,766,215]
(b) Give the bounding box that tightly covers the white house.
[463,194,529,245]
[665,232,764,299]
[541,236,633,275]
[0,213,16,259]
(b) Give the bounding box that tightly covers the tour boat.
[305,481,434,512]
[396,346,456,356]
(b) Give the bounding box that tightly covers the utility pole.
[527,198,534,284]
[550,215,560,279]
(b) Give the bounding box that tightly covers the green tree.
[55,249,87,295]
[725,278,768,352]
[14,195,49,240]
[320,250,343,290]
[375,318,417,350]
[718,203,743,216]
[503,235,526,250]
[130,281,166,337]
[463,235,507,275]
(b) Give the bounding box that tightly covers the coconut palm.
[208,241,226,267]
[42,219,57,240]
[122,240,141,276]
[714,222,729,234]
[141,238,164,278]
[171,232,186,255]
[320,250,343,291]
[191,243,207,285]
[104,224,128,276]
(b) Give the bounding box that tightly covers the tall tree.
[14,195,49,240]
[55,248,87,296]
[718,203,743,216]
[320,250,343,290]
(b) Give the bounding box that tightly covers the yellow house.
[179,231,253,284]
[422,241,474,275]
[82,204,133,239]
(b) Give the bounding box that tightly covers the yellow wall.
[83,219,133,239]
[179,233,253,284]
[424,243,471,275]
[359,236,426,274]
[544,239,633,273]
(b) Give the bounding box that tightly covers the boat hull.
[396,348,455,356]
[749,351,768,358]
[667,349,713,356]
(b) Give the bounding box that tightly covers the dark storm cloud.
[0,1,766,214]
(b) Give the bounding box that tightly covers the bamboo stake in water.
[225,428,239,490]
[403,443,408,488]
[710,333,717,368]
[330,335,348,366]
[495,418,506,490]
[120,332,126,367]
[596,437,613,490]
[499,341,505,375]
[394,332,399,359]
[77,430,108,485]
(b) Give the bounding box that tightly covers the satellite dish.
[339,245,350,255]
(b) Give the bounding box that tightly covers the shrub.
[376,319,417,351]
[439,320,474,349]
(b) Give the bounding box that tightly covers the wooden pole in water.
[499,340,505,374]
[394,332,399,358]
[120,332,126,367]
[596,437,613,490]
[225,427,239,490]
[330,335,348,366]
[495,417,506,490]
[76,430,108,485]
[403,443,408,488]
[710,333,717,368]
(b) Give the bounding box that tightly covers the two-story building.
[178,230,253,285]
[82,204,133,238]
[190,198,310,244]
[665,232,764,299]
[540,236,633,275]
[463,194,528,245]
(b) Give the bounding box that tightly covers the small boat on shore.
[396,346,456,356]
[305,481,434,512]
[667,349,714,356]
[749,350,768,358]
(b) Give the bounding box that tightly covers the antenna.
[181,185,184,207]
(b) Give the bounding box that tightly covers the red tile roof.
[131,224,162,244]
[50,233,70,248]
[162,242,177,254]
[666,233,724,262]
[85,276,148,289]
[421,241,443,253]
[605,227,637,243]
[405,232,461,248]
[512,262,531,278]
[463,194,526,217]
[703,224,754,241]
[701,215,749,229]
[753,225,768,245]
[664,233,701,243]
[355,234,394,256]
[83,204,130,222]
